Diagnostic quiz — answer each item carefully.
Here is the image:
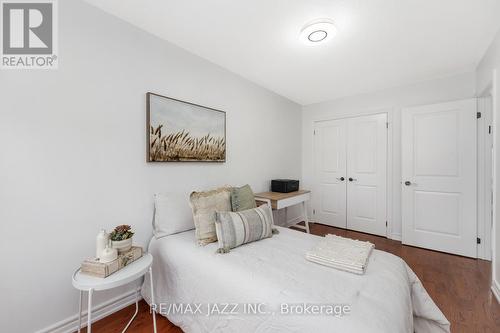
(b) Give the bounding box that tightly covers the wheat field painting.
[147,93,226,162]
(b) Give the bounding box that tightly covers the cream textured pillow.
[189,187,231,245]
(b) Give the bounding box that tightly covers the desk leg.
[87,288,93,333]
[303,201,310,234]
[149,267,157,333]
[284,207,288,227]
[77,290,82,333]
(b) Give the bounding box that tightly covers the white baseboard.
[492,279,500,304]
[35,287,142,333]
[478,252,493,261]
[390,233,402,241]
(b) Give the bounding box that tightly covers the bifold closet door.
[313,119,347,228]
[401,99,477,257]
[346,114,387,236]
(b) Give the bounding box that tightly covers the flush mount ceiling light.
[300,18,337,44]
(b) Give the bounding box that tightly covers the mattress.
[141,226,450,333]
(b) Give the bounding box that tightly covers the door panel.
[313,119,347,228]
[414,111,459,176]
[346,114,387,236]
[351,185,377,219]
[402,99,477,258]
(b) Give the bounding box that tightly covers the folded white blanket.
[306,234,375,274]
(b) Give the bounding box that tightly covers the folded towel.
[306,253,365,274]
[306,234,374,275]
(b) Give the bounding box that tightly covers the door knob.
[404,181,411,186]
[348,177,357,182]
[337,177,345,181]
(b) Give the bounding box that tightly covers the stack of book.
[81,246,143,278]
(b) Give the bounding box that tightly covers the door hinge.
[477,237,481,244]
[489,125,492,134]
[385,221,388,227]
[386,122,389,129]
[313,209,316,215]
[477,112,482,119]
[313,130,316,135]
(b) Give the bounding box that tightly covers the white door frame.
[312,110,391,238]
[477,91,493,261]
[491,69,500,301]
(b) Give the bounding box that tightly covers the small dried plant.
[110,225,134,241]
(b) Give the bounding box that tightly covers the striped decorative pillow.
[215,204,275,253]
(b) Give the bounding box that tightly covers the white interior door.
[346,114,388,236]
[402,99,477,258]
[313,119,347,228]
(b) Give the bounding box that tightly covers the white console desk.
[255,190,311,233]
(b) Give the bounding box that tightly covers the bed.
[141,226,450,333]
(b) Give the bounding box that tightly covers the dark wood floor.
[80,223,500,333]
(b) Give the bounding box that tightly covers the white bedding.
[141,227,450,333]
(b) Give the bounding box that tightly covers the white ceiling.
[85,0,500,105]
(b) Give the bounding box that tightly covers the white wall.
[0,1,301,332]
[476,28,500,300]
[302,73,476,239]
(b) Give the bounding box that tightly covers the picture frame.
[146,92,226,162]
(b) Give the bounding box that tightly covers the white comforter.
[141,227,450,333]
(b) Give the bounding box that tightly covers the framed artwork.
[147,92,226,162]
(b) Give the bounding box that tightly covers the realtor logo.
[1,0,58,69]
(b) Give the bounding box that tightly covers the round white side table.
[72,253,157,333]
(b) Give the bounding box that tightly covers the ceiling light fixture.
[300,18,337,45]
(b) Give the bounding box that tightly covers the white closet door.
[313,119,347,228]
[401,99,477,258]
[346,114,387,236]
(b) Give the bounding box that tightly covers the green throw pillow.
[230,184,257,212]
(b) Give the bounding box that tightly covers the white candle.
[96,229,109,259]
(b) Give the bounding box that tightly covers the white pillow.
[153,193,195,239]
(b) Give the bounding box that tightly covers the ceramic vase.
[111,238,133,253]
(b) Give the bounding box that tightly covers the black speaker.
[271,179,299,193]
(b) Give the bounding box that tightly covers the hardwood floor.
[306,224,500,333]
[81,223,500,333]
